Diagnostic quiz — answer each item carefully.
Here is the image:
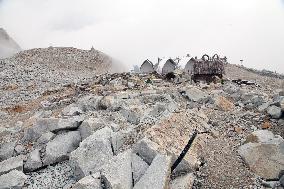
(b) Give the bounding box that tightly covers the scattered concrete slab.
[70,127,114,179]
[77,95,103,112]
[0,170,27,189]
[0,141,16,161]
[53,116,84,132]
[169,173,195,189]
[43,131,81,166]
[131,153,149,185]
[24,149,43,172]
[0,155,25,176]
[133,137,159,164]
[133,154,172,189]
[72,172,102,189]
[101,150,133,189]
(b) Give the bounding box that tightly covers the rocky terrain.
[0,49,283,189]
[0,28,21,58]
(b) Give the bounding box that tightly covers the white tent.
[140,59,154,73]
[178,57,195,74]
[156,58,176,75]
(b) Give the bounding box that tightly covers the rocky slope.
[0,55,284,188]
[0,28,21,58]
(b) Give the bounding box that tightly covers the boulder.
[70,127,114,179]
[133,137,159,164]
[280,175,284,187]
[24,149,42,172]
[72,172,102,189]
[62,104,83,116]
[0,155,24,176]
[54,116,84,132]
[258,102,270,112]
[0,141,16,161]
[267,105,282,119]
[133,154,172,189]
[22,117,83,143]
[120,108,140,125]
[238,131,284,179]
[34,131,55,148]
[131,153,149,184]
[78,118,106,140]
[215,96,234,111]
[77,95,103,112]
[43,131,81,165]
[169,173,195,189]
[183,88,209,103]
[280,97,284,111]
[101,150,133,189]
[0,170,27,189]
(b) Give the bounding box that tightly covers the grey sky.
[0,0,284,73]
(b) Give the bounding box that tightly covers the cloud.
[0,0,284,73]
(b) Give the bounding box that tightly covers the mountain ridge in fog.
[0,28,21,58]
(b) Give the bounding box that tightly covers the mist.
[0,0,284,73]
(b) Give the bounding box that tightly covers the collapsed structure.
[191,54,225,82]
[142,54,226,82]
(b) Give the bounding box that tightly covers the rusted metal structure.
[192,54,225,82]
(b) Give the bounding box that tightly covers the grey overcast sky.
[0,0,284,73]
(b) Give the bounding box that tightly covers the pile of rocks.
[1,48,284,188]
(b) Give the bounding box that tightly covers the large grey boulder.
[132,153,149,184]
[62,104,83,116]
[70,127,114,179]
[169,173,195,189]
[133,154,172,189]
[0,170,27,189]
[24,149,42,172]
[267,105,282,119]
[238,130,284,179]
[43,131,81,166]
[0,141,16,161]
[0,155,24,176]
[22,117,83,143]
[78,118,107,140]
[101,150,133,189]
[72,172,102,189]
[184,87,208,103]
[77,95,103,112]
[133,137,159,164]
[120,108,140,125]
[34,131,55,149]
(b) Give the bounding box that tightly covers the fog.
[0,0,284,73]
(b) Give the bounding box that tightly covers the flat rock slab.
[70,127,114,179]
[133,154,172,189]
[0,141,16,161]
[101,150,133,189]
[0,155,24,176]
[72,172,102,189]
[267,105,282,119]
[0,170,27,189]
[169,173,195,189]
[43,131,81,166]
